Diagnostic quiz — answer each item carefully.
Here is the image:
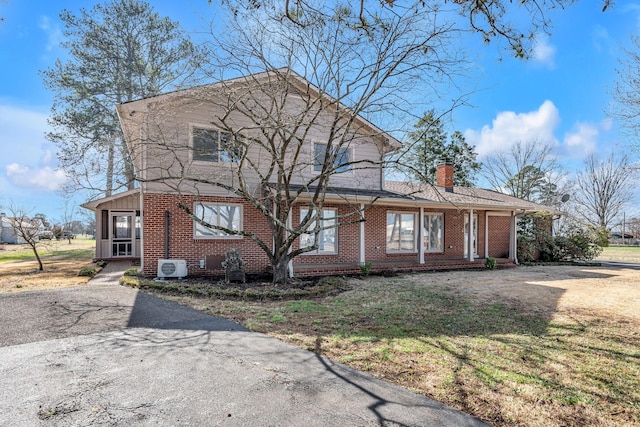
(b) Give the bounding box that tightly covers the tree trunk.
[29,243,43,271]
[272,256,289,286]
[106,141,115,197]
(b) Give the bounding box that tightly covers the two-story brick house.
[82,69,557,279]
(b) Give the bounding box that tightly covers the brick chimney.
[436,160,454,192]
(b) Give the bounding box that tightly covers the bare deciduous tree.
[126,1,605,284]
[612,35,640,151]
[6,204,45,271]
[481,140,567,206]
[573,153,636,229]
[215,0,613,58]
[126,3,467,285]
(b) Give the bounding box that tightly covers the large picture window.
[300,208,337,254]
[192,127,242,163]
[314,143,352,173]
[194,203,242,238]
[423,213,443,252]
[386,212,416,252]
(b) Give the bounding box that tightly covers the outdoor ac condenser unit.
[157,259,187,279]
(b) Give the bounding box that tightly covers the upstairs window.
[314,143,352,173]
[192,127,242,163]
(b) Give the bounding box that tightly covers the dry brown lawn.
[440,265,640,322]
[0,240,97,293]
[148,264,640,426]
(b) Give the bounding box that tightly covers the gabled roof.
[81,188,141,211]
[116,67,402,153]
[384,181,563,213]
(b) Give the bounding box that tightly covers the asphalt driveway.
[0,271,489,426]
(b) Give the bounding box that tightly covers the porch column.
[359,204,366,265]
[139,191,144,272]
[509,210,518,264]
[468,209,474,262]
[287,207,294,278]
[419,207,425,264]
[484,211,489,258]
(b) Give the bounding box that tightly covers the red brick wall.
[487,215,511,258]
[291,204,361,266]
[142,193,272,277]
[142,193,515,277]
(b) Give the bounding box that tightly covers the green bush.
[124,268,139,276]
[485,257,497,270]
[78,267,96,277]
[517,213,604,262]
[359,261,372,276]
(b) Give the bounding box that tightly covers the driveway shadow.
[126,290,247,331]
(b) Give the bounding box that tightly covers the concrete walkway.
[88,260,138,285]
[0,264,490,426]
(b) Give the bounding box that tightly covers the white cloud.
[592,25,616,55]
[532,35,556,68]
[0,103,66,195]
[464,100,561,158]
[563,122,599,159]
[6,163,67,192]
[38,15,62,52]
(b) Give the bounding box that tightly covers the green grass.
[0,246,94,263]
[153,273,640,427]
[598,245,640,262]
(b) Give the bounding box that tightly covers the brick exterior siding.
[142,193,515,278]
[487,215,511,258]
[142,193,273,277]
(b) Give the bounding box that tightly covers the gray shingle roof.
[384,181,562,213]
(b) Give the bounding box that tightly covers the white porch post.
[509,210,518,264]
[139,190,144,272]
[419,207,425,264]
[359,204,366,265]
[484,211,489,258]
[287,207,294,278]
[468,209,474,262]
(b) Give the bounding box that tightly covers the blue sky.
[0,0,638,222]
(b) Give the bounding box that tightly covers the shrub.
[553,224,603,261]
[517,213,604,262]
[124,268,139,276]
[78,267,96,277]
[485,257,497,270]
[359,261,372,276]
[119,275,139,287]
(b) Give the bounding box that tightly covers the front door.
[111,213,134,257]
[464,214,478,258]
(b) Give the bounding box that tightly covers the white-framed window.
[386,212,416,252]
[191,126,242,163]
[194,203,242,238]
[300,208,337,254]
[313,143,352,173]
[423,213,443,252]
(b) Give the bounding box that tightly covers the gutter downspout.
[164,211,170,259]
